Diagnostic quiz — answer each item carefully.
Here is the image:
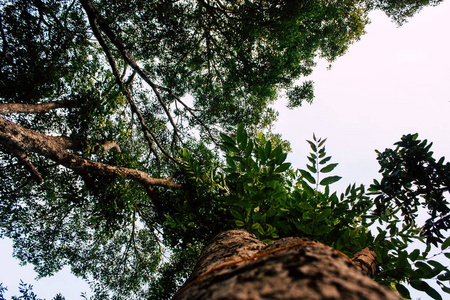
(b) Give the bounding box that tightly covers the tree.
[0,0,448,299]
[167,129,449,299]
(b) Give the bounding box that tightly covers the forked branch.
[80,0,181,153]
[0,116,181,190]
[80,0,177,163]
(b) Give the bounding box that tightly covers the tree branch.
[155,84,218,144]
[5,146,43,184]
[80,0,177,163]
[0,100,74,114]
[79,0,181,144]
[351,247,378,277]
[0,116,181,190]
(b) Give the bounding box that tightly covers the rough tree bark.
[0,116,180,190]
[173,230,402,300]
[0,100,74,114]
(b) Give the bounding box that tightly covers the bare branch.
[6,146,43,184]
[0,100,74,114]
[0,116,181,190]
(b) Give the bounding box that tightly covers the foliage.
[286,81,315,108]
[0,0,447,299]
[168,126,450,299]
[0,281,64,300]
[367,0,444,25]
[370,134,450,246]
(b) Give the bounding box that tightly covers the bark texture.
[0,100,73,114]
[174,230,402,300]
[0,116,180,189]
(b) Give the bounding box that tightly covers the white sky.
[274,2,450,194]
[1,2,449,299]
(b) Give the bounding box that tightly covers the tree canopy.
[0,0,448,299]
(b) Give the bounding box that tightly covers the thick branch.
[0,100,74,114]
[50,136,121,152]
[351,247,378,277]
[0,116,181,190]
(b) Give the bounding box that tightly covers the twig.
[156,85,218,144]
[6,147,43,184]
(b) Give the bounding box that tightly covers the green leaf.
[235,220,245,227]
[252,222,261,230]
[425,286,443,300]
[409,249,420,261]
[226,156,236,169]
[276,153,288,165]
[264,141,272,160]
[299,169,316,184]
[301,181,315,197]
[251,222,265,235]
[307,140,317,152]
[395,283,411,299]
[319,156,332,165]
[237,124,244,141]
[307,164,317,173]
[317,138,327,148]
[258,146,268,162]
[237,124,247,150]
[396,251,408,268]
[375,230,386,243]
[294,222,312,235]
[270,144,282,159]
[410,279,429,291]
[320,163,338,173]
[428,260,447,272]
[314,225,333,236]
[223,142,239,153]
[298,202,314,211]
[220,133,235,145]
[231,210,242,220]
[275,162,291,173]
[438,272,450,281]
[442,236,450,250]
[319,176,341,186]
[410,279,443,300]
[245,139,254,157]
[316,208,332,223]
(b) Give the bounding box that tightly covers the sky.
[1,2,450,299]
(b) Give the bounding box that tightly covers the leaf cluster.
[168,128,450,299]
[370,133,450,246]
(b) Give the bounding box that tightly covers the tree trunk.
[173,230,402,300]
